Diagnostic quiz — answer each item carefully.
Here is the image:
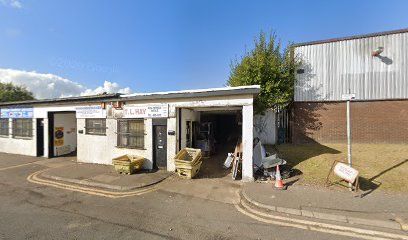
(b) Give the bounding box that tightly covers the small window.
[117,119,145,149]
[12,119,32,138]
[85,119,106,135]
[0,118,9,136]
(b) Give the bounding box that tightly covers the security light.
[372,46,384,57]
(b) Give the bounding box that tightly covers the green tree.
[0,82,35,102]
[228,31,299,113]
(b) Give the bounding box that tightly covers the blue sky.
[0,0,408,98]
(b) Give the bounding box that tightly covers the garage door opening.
[179,108,242,179]
[48,111,77,158]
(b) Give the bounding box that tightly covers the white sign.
[0,108,33,118]
[123,104,168,118]
[76,106,106,118]
[341,93,356,100]
[334,162,359,183]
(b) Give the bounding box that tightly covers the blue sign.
[0,108,33,118]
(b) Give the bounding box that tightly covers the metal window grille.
[0,119,9,136]
[12,119,32,138]
[117,119,145,148]
[85,119,106,135]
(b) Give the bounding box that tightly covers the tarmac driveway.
[0,152,42,170]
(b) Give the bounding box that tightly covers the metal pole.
[346,100,352,167]
[346,100,352,190]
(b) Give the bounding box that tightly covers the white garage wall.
[254,109,277,145]
[77,118,153,169]
[0,118,37,156]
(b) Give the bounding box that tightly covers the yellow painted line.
[0,161,40,171]
[238,200,408,240]
[27,169,158,198]
[235,204,393,240]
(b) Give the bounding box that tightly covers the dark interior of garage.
[195,110,242,179]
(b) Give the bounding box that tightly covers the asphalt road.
[0,158,392,240]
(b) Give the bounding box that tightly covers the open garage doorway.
[180,107,242,179]
[48,111,77,158]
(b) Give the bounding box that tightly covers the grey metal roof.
[121,85,260,101]
[294,28,408,47]
[0,93,121,107]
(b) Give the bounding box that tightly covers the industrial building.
[292,28,408,143]
[0,85,260,181]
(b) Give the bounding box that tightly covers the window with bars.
[117,119,145,149]
[12,119,33,138]
[85,119,106,135]
[0,118,9,136]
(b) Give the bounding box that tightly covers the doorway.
[195,110,242,178]
[153,118,167,169]
[36,118,44,156]
[47,111,77,158]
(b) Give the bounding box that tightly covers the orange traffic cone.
[275,165,286,190]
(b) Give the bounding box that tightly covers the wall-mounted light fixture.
[372,46,384,57]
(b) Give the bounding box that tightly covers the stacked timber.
[174,148,203,179]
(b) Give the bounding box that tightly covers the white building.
[0,86,260,181]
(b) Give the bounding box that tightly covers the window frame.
[85,118,107,135]
[116,119,145,149]
[0,118,9,137]
[12,118,33,139]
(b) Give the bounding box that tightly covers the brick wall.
[291,100,408,143]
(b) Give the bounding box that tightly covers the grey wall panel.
[295,32,408,101]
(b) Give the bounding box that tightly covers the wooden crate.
[174,148,202,165]
[176,161,202,179]
[175,155,202,169]
[112,155,144,174]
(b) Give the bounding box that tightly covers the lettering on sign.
[333,162,359,183]
[76,106,106,118]
[123,104,168,118]
[0,108,33,118]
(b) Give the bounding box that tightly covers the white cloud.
[0,68,133,99]
[0,0,22,8]
[80,80,132,96]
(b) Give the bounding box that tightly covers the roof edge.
[0,85,261,107]
[293,28,408,47]
[121,85,260,98]
[0,93,121,107]
[121,85,260,102]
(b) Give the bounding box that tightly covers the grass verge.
[268,143,408,193]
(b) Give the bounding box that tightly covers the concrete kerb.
[241,188,405,231]
[40,172,172,191]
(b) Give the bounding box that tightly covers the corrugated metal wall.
[294,32,408,101]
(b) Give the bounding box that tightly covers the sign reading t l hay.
[123,104,168,118]
[76,106,106,118]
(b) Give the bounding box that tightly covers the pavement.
[37,162,173,191]
[2,152,408,239]
[242,182,408,231]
